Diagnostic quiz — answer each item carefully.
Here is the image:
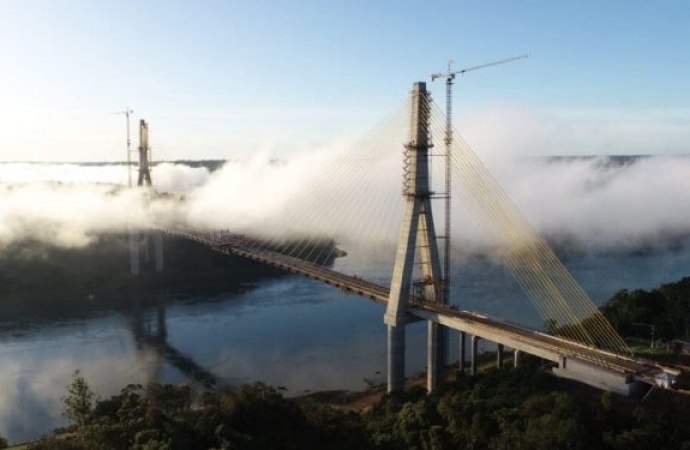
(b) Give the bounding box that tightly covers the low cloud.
[1,122,690,257]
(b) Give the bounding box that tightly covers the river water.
[1,243,689,443]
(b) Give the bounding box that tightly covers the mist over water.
[1,153,690,443]
[0,153,689,255]
[492,155,690,252]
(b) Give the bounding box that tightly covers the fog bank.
[1,152,689,255]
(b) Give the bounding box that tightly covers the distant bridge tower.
[130,119,164,275]
[137,119,152,187]
[385,82,447,393]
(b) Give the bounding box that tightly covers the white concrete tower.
[130,119,164,275]
[385,82,446,393]
[137,120,152,187]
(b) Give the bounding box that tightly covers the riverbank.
[18,355,690,450]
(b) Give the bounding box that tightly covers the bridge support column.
[387,325,406,393]
[497,344,504,368]
[154,230,164,272]
[459,331,466,374]
[471,335,479,375]
[427,322,448,391]
[514,349,521,368]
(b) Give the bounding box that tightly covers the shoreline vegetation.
[5,279,690,448]
[0,233,342,324]
[10,353,690,449]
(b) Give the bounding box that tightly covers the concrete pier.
[497,344,504,368]
[427,322,449,390]
[471,335,479,375]
[514,349,521,368]
[387,325,406,393]
[459,331,466,373]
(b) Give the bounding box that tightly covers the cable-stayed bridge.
[155,225,663,393]
[132,82,677,396]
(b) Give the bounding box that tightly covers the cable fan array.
[223,99,412,285]
[427,103,632,358]
[195,89,632,361]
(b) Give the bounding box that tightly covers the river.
[1,242,689,443]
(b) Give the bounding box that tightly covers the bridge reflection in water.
[127,294,219,389]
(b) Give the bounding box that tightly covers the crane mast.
[115,108,134,187]
[431,54,527,305]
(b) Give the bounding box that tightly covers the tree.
[62,370,95,428]
[0,433,8,449]
[146,383,192,415]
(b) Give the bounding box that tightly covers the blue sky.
[1,0,689,161]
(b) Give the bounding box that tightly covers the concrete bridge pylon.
[137,119,152,187]
[129,118,164,275]
[384,82,447,393]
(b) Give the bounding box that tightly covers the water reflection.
[0,314,152,442]
[0,278,394,443]
[127,295,221,389]
[157,278,393,391]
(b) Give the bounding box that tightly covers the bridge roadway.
[157,227,663,386]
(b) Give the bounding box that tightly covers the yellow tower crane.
[431,54,528,304]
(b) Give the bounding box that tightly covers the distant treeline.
[0,232,344,321]
[7,159,290,172]
[601,276,690,343]
[0,234,283,320]
[539,154,651,167]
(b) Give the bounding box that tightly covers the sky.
[1,0,690,162]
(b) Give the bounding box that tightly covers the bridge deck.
[157,227,664,384]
